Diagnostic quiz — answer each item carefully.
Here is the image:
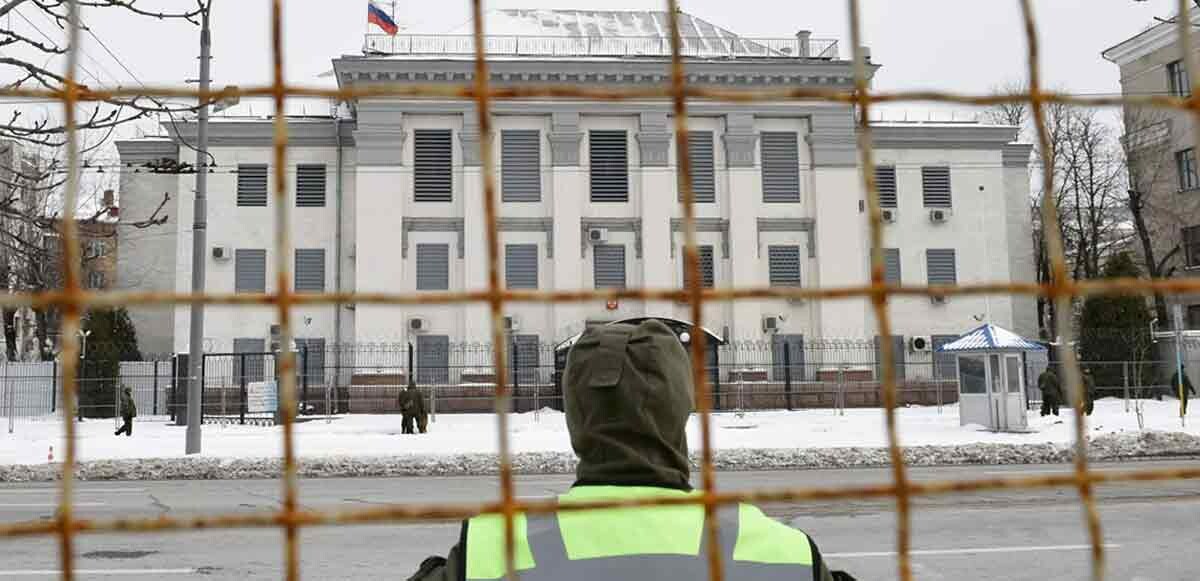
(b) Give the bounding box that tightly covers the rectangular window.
[414,129,453,202]
[1183,225,1200,268]
[593,244,627,289]
[233,338,267,384]
[767,245,802,287]
[504,244,539,290]
[761,132,801,202]
[295,337,326,386]
[1169,59,1192,98]
[771,334,805,381]
[509,334,540,385]
[883,248,902,284]
[921,166,952,208]
[237,164,268,207]
[875,165,898,208]
[501,130,541,202]
[416,334,450,384]
[589,130,629,202]
[416,243,450,290]
[294,248,326,293]
[682,245,715,289]
[681,131,716,203]
[235,249,267,293]
[295,164,327,207]
[1188,305,1200,330]
[1177,148,1199,191]
[875,334,907,381]
[926,248,957,285]
[87,270,106,289]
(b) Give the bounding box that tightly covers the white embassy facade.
[115,9,1037,360]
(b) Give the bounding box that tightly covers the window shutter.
[237,164,268,207]
[509,334,540,384]
[589,130,629,202]
[761,132,801,203]
[416,335,450,384]
[681,131,716,203]
[926,249,957,285]
[593,244,627,289]
[683,245,715,289]
[921,166,952,208]
[416,244,450,290]
[295,338,326,384]
[771,334,805,381]
[768,245,802,287]
[505,244,539,290]
[874,335,907,381]
[1184,226,1200,267]
[294,248,326,293]
[875,166,898,208]
[235,249,267,293]
[296,164,327,207]
[502,130,541,202]
[883,248,902,284]
[414,130,453,202]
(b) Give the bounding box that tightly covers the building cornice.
[1002,143,1034,168]
[870,124,1020,150]
[167,119,356,148]
[1102,11,1200,66]
[115,140,179,163]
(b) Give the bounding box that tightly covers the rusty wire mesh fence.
[4,0,1200,580]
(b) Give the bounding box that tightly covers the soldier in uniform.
[1038,367,1061,417]
[1170,368,1197,415]
[1083,368,1097,416]
[114,385,136,437]
[400,377,424,434]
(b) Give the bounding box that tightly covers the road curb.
[2,431,1198,482]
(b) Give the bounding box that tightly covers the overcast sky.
[2,0,1188,141]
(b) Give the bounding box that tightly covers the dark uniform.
[114,386,136,437]
[406,320,853,581]
[1038,369,1061,417]
[1170,369,1197,415]
[399,380,427,435]
[1083,372,1097,416]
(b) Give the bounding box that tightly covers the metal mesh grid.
[2,0,1200,580]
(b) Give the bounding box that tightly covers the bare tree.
[1123,108,1184,324]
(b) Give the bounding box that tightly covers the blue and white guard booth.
[938,324,1046,432]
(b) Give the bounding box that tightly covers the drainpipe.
[333,112,345,409]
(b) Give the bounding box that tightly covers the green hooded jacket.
[406,320,843,581]
[1037,369,1061,401]
[120,387,136,418]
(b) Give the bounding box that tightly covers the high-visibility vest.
[465,486,818,581]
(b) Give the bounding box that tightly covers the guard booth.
[938,324,1045,432]
[553,317,727,411]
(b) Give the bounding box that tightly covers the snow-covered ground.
[2,400,1197,466]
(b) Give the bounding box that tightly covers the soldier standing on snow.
[1170,368,1197,415]
[1038,367,1061,417]
[114,385,136,437]
[399,377,419,434]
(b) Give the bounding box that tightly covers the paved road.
[0,460,1197,580]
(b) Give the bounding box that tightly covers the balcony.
[362,34,840,60]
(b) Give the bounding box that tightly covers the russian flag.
[368,1,398,36]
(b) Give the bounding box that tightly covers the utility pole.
[186,2,212,454]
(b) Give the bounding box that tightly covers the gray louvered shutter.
[414,130,453,202]
[416,244,450,290]
[416,335,450,384]
[296,338,326,385]
[235,249,267,293]
[761,132,801,203]
[874,335,907,381]
[883,248,902,284]
[593,244,627,289]
[921,166,952,208]
[772,334,805,381]
[590,130,629,202]
[296,164,327,207]
[875,166,898,208]
[237,164,268,207]
[681,131,716,203]
[510,334,540,385]
[233,338,266,383]
[502,130,541,202]
[505,244,539,289]
[926,249,957,285]
[294,248,326,293]
[768,245,802,287]
[683,245,715,289]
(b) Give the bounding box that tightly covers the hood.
[564,320,694,490]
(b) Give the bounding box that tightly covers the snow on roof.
[165,98,345,123]
[938,324,1045,353]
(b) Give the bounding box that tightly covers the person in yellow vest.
[407,320,854,581]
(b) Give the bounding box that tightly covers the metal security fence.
[4,2,1200,581]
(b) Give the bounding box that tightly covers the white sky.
[0,0,1188,141]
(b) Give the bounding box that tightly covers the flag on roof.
[368,1,398,36]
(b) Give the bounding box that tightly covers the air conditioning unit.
[503,315,520,332]
[881,209,898,223]
[762,316,780,333]
[909,335,932,352]
[588,228,609,244]
[212,246,230,261]
[930,296,947,306]
[929,209,951,223]
[269,324,281,339]
[408,317,428,332]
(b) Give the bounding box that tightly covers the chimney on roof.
[103,189,117,218]
[795,30,811,57]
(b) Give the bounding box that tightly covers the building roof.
[938,324,1045,353]
[1102,10,1200,66]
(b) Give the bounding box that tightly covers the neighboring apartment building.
[1104,12,1200,328]
[116,9,1036,367]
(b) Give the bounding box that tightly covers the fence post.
[838,364,846,416]
[512,338,522,416]
[239,354,247,426]
[783,346,793,411]
[301,344,309,415]
[200,354,206,425]
[152,362,159,415]
[77,360,84,422]
[1123,361,1130,413]
[712,354,722,412]
[51,359,58,414]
